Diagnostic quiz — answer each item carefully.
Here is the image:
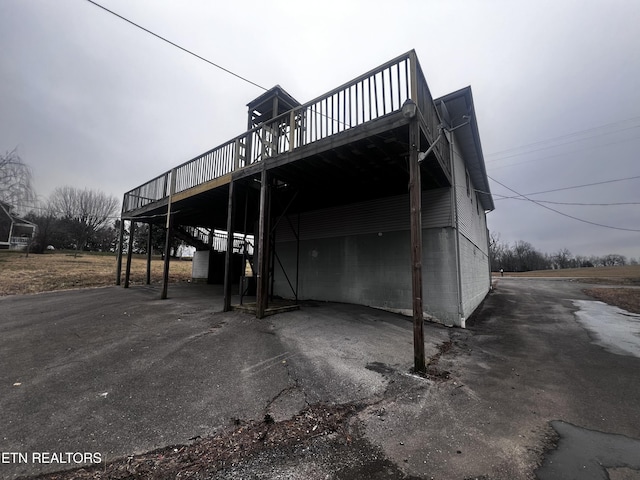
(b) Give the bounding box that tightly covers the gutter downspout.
[447,129,465,328]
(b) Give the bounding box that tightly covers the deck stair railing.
[176,225,254,255]
[123,51,447,214]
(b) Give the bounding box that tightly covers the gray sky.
[1,0,639,259]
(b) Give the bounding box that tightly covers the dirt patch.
[406,339,453,381]
[0,251,192,296]
[22,403,387,480]
[583,287,640,314]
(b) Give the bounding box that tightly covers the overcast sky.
[1,0,639,259]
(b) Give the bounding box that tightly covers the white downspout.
[448,130,465,328]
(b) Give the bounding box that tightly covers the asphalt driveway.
[1,279,639,479]
[0,284,447,479]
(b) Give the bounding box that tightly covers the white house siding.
[451,132,491,323]
[273,189,464,325]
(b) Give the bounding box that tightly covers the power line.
[492,195,640,207]
[488,133,640,171]
[84,0,268,91]
[495,175,640,199]
[488,175,640,232]
[485,115,640,160]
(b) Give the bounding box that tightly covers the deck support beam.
[409,118,426,374]
[256,169,272,319]
[223,181,236,312]
[124,220,135,288]
[115,215,125,285]
[161,169,177,300]
[146,223,153,285]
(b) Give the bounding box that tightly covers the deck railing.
[179,225,254,255]
[123,50,447,214]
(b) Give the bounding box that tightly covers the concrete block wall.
[273,225,463,326]
[274,230,412,311]
[422,227,461,324]
[458,235,490,322]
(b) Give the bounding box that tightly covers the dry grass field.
[0,250,192,296]
[496,265,640,283]
[494,265,640,314]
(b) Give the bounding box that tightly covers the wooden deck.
[121,50,451,231]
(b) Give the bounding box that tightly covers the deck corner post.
[256,169,271,319]
[223,180,236,312]
[146,223,153,285]
[409,49,419,103]
[409,118,426,374]
[288,110,297,152]
[115,213,125,286]
[124,220,136,288]
[161,168,177,300]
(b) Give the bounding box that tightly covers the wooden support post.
[256,169,271,319]
[161,217,173,300]
[223,181,235,312]
[409,118,426,373]
[161,169,177,300]
[289,110,296,152]
[146,223,153,285]
[115,216,125,285]
[124,220,135,288]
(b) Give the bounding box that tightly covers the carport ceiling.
[264,124,450,215]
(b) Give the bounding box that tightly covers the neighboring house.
[117,50,494,327]
[0,201,37,250]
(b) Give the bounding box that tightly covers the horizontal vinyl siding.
[277,189,451,242]
[452,136,489,255]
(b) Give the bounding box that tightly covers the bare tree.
[49,186,120,254]
[0,148,36,213]
[553,248,572,269]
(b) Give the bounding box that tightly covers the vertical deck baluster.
[330,95,334,135]
[396,62,401,111]
[324,97,328,139]
[373,73,379,118]
[381,68,387,115]
[360,80,365,123]
[342,89,347,130]
[366,79,370,121]
[404,59,410,102]
[355,82,360,125]
[348,86,352,128]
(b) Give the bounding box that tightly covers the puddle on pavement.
[572,300,640,358]
[536,421,640,480]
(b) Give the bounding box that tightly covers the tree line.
[1,149,182,256]
[489,233,637,272]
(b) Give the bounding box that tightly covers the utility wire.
[492,195,640,207]
[485,116,640,159]
[495,175,640,200]
[84,0,268,91]
[487,133,640,171]
[488,175,640,232]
